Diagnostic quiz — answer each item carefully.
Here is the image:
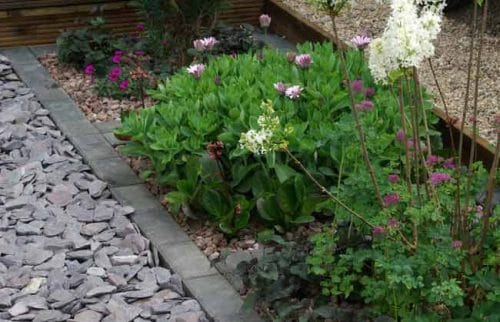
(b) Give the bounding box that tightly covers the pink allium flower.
[430,172,452,186]
[355,100,374,111]
[396,129,405,142]
[387,217,399,228]
[426,154,443,166]
[286,52,296,63]
[384,193,400,207]
[285,85,303,100]
[452,240,462,250]
[112,54,121,64]
[187,64,206,79]
[274,82,287,95]
[259,14,272,28]
[388,174,400,184]
[294,54,313,69]
[119,79,129,91]
[351,79,364,93]
[365,87,375,98]
[137,23,145,31]
[193,37,219,52]
[372,226,385,235]
[84,64,95,75]
[443,158,455,169]
[350,35,372,49]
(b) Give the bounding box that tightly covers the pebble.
[0,59,207,321]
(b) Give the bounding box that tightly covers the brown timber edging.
[264,0,495,167]
[1,45,262,322]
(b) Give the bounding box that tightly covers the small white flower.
[285,85,303,100]
[259,14,272,28]
[187,64,206,79]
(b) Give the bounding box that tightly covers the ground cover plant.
[115,0,498,320]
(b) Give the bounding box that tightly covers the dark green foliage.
[56,17,117,74]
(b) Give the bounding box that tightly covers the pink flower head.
[193,37,219,52]
[396,129,405,142]
[84,64,95,75]
[452,240,462,250]
[285,85,303,100]
[119,79,129,91]
[257,52,264,60]
[187,64,206,79]
[286,52,296,63]
[372,226,385,235]
[383,193,400,207]
[407,138,415,149]
[365,87,375,98]
[388,174,400,184]
[351,79,364,93]
[274,82,287,95]
[426,154,443,167]
[207,141,225,160]
[136,23,145,31]
[443,158,455,169]
[387,218,399,228]
[108,66,121,81]
[350,35,372,49]
[259,14,272,28]
[112,54,121,64]
[355,100,374,111]
[294,54,313,69]
[430,172,452,186]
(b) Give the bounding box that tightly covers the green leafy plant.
[56,17,117,74]
[116,42,438,233]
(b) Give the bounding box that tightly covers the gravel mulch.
[279,0,499,146]
[39,54,151,123]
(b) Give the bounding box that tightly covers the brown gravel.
[39,54,150,123]
[280,0,499,146]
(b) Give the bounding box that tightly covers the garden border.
[0,45,263,322]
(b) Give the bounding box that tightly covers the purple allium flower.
[187,64,206,79]
[286,52,296,63]
[383,193,400,207]
[365,87,375,98]
[259,14,272,28]
[294,54,313,69]
[388,174,400,184]
[108,66,121,82]
[452,240,462,250]
[136,23,145,31]
[84,64,95,75]
[426,154,443,166]
[119,79,129,91]
[257,52,264,60]
[372,226,385,235]
[285,85,303,100]
[355,100,374,111]
[350,34,372,49]
[443,158,455,169]
[274,82,287,95]
[430,172,452,186]
[351,79,364,93]
[112,54,121,64]
[387,217,399,228]
[396,129,405,142]
[214,75,221,86]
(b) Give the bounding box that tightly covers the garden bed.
[273,0,499,147]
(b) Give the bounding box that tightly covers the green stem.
[397,79,414,206]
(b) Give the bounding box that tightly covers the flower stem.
[396,79,414,206]
[330,14,384,208]
[455,1,479,236]
[463,0,489,247]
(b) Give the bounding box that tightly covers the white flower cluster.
[240,100,287,155]
[368,0,444,83]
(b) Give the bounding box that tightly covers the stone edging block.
[1,45,262,322]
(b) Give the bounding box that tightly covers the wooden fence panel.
[0,0,265,47]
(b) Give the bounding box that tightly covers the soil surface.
[280,0,499,146]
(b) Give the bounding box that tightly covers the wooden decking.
[0,0,265,47]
